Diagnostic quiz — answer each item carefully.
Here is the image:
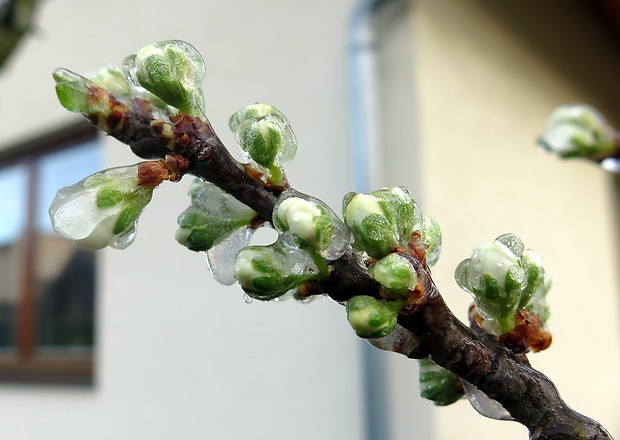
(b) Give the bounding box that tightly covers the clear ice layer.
[462,380,514,421]
[206,226,254,285]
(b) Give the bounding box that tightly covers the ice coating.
[124,40,206,115]
[206,226,254,286]
[274,188,351,260]
[229,103,297,180]
[421,215,441,267]
[176,179,257,252]
[461,380,514,421]
[49,165,153,250]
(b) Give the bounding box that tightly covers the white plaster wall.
[409,1,620,439]
[0,1,374,439]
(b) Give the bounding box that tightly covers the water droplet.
[601,157,620,173]
[243,293,254,304]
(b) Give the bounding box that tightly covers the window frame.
[0,123,99,385]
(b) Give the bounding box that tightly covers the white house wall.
[0,1,376,439]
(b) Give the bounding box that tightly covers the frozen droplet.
[367,324,421,357]
[243,294,254,304]
[461,379,514,421]
[296,295,318,305]
[273,289,294,302]
[601,157,620,173]
[206,227,254,285]
[110,222,138,250]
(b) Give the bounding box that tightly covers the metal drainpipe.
[348,1,393,439]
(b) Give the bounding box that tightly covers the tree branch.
[80,86,613,439]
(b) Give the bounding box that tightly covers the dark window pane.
[35,141,102,350]
[0,164,28,351]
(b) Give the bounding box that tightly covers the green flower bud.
[176,179,256,252]
[418,359,464,406]
[274,189,351,260]
[421,215,441,266]
[455,234,550,335]
[346,295,402,338]
[126,40,206,115]
[49,164,156,250]
[234,243,320,301]
[343,187,421,259]
[343,193,397,259]
[229,103,297,184]
[369,253,417,296]
[538,104,615,159]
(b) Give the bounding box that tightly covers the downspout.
[348,1,391,439]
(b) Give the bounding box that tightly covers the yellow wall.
[405,0,620,438]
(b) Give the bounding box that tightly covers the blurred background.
[0,0,619,439]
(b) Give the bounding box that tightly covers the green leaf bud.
[176,179,256,252]
[369,254,417,296]
[274,189,351,260]
[53,69,106,115]
[418,359,464,406]
[49,164,156,250]
[538,104,615,159]
[346,295,402,338]
[234,242,320,301]
[126,40,206,115]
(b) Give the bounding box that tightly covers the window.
[0,124,101,384]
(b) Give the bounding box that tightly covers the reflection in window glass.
[35,141,102,350]
[0,164,27,350]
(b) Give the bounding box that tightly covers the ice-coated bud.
[455,234,550,335]
[418,359,464,406]
[343,187,421,259]
[274,189,351,260]
[229,103,297,183]
[346,295,402,339]
[234,242,320,301]
[538,104,615,159]
[176,179,256,252]
[49,164,156,250]
[54,69,109,115]
[369,253,417,296]
[54,64,175,123]
[125,40,206,115]
[421,215,441,266]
